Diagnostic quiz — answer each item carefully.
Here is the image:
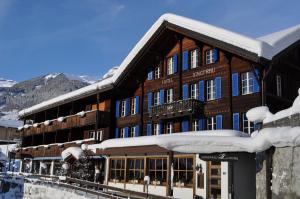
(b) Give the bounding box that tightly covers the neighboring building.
[14,14,300,199]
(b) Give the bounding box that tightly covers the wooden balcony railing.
[149,99,203,119]
[23,110,110,137]
[15,139,96,158]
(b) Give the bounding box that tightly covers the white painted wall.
[173,187,193,198]
[221,162,229,199]
[195,158,207,198]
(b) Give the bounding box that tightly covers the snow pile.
[76,111,86,117]
[88,128,300,154]
[44,73,61,82]
[44,120,51,126]
[247,88,300,123]
[57,117,65,122]
[61,147,84,161]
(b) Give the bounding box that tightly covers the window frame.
[166,122,173,134]
[173,157,194,187]
[190,49,199,69]
[148,157,167,185]
[242,113,254,134]
[129,126,136,137]
[154,67,161,79]
[241,72,254,95]
[120,100,126,117]
[109,158,126,182]
[127,158,144,183]
[153,91,160,106]
[205,49,213,64]
[192,120,199,131]
[130,97,136,115]
[207,117,216,130]
[276,74,282,97]
[190,83,199,99]
[207,79,216,101]
[167,57,174,75]
[166,88,174,103]
[120,128,126,138]
[153,123,160,135]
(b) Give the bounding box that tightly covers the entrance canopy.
[88,128,300,155]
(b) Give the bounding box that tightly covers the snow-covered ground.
[0,78,17,88]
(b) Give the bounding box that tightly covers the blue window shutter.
[216,115,223,130]
[125,99,130,116]
[158,123,163,135]
[115,100,120,118]
[254,122,260,131]
[232,73,239,96]
[215,76,222,99]
[135,125,140,137]
[147,68,153,80]
[253,69,260,93]
[183,84,189,100]
[124,127,129,138]
[173,54,178,73]
[115,128,119,138]
[182,51,189,71]
[182,120,189,132]
[147,92,152,111]
[147,123,152,136]
[199,118,205,130]
[212,49,218,63]
[160,89,164,105]
[232,113,240,131]
[135,96,140,114]
[199,80,205,102]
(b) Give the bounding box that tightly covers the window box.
[152,180,161,186]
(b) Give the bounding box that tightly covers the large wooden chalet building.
[13,14,300,199]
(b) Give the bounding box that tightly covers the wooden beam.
[166,151,173,197]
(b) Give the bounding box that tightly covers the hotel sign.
[162,78,173,85]
[192,67,216,78]
[199,153,239,161]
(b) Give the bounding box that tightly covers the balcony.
[149,99,203,119]
[22,110,110,137]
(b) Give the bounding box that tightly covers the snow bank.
[61,147,83,161]
[88,128,300,154]
[247,88,300,124]
[57,117,65,122]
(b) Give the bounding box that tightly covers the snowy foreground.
[0,176,108,199]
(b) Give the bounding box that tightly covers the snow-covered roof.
[88,127,300,154]
[19,13,300,117]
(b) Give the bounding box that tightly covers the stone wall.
[256,147,300,199]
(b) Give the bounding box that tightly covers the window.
[206,49,216,64]
[130,98,136,115]
[127,158,144,183]
[276,75,282,97]
[129,126,136,137]
[166,122,173,134]
[153,91,160,106]
[190,49,199,69]
[192,120,199,131]
[167,57,174,75]
[121,100,126,117]
[173,157,194,187]
[153,123,160,135]
[154,67,160,79]
[191,83,198,99]
[148,158,167,185]
[207,117,216,130]
[166,88,174,103]
[120,128,126,138]
[88,130,103,141]
[207,80,216,101]
[241,72,254,95]
[242,113,254,134]
[109,158,125,182]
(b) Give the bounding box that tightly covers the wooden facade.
[14,17,300,199]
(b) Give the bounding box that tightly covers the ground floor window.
[242,113,254,134]
[109,158,125,182]
[127,158,144,183]
[148,157,167,185]
[192,120,199,131]
[207,117,216,130]
[173,157,194,187]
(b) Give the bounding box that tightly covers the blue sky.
[0,0,299,82]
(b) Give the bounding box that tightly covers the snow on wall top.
[88,127,300,154]
[247,88,300,124]
[18,13,300,117]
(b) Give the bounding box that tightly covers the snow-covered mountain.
[0,73,100,127]
[0,78,17,88]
